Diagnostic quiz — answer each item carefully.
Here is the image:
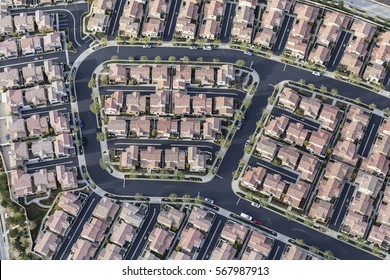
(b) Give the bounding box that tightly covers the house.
[203,117,222,140]
[110,220,135,247]
[283,181,310,209]
[241,166,266,190]
[278,87,299,111]
[187,146,206,172]
[221,221,249,244]
[350,191,374,217]
[126,92,146,114]
[104,91,123,115]
[214,96,234,117]
[33,169,56,193]
[306,129,332,156]
[119,145,139,170]
[43,32,62,52]
[380,116,390,137]
[47,80,67,104]
[25,85,47,106]
[323,11,350,29]
[188,206,213,233]
[347,37,368,57]
[342,211,368,238]
[44,60,64,83]
[157,206,184,229]
[148,226,174,255]
[107,118,127,137]
[231,22,252,43]
[317,178,342,201]
[285,122,308,146]
[178,227,204,254]
[71,239,97,260]
[373,134,390,157]
[293,3,319,23]
[216,65,234,86]
[34,231,61,259]
[92,197,120,222]
[22,64,44,85]
[0,67,21,89]
[138,250,160,260]
[203,0,223,21]
[173,91,191,115]
[56,165,78,190]
[97,243,122,260]
[119,203,145,228]
[130,65,150,83]
[147,0,167,19]
[164,147,186,170]
[19,35,42,56]
[363,64,386,83]
[342,121,364,142]
[299,97,321,119]
[118,0,144,37]
[140,146,162,169]
[241,231,273,260]
[256,137,278,160]
[13,12,34,33]
[7,116,26,140]
[80,217,108,243]
[377,202,390,226]
[297,153,320,182]
[281,245,308,260]
[174,65,192,84]
[152,65,168,84]
[54,133,74,157]
[261,10,282,30]
[0,14,14,35]
[156,118,178,138]
[10,170,32,197]
[31,139,54,159]
[169,251,191,260]
[276,145,300,169]
[264,116,289,138]
[284,36,308,59]
[317,24,339,47]
[109,64,128,84]
[354,171,382,198]
[351,19,375,41]
[325,161,352,182]
[371,31,390,65]
[49,110,70,134]
[210,241,236,260]
[195,66,215,85]
[361,152,390,176]
[367,224,390,247]
[308,199,332,222]
[339,52,363,75]
[57,191,81,216]
[192,94,212,115]
[35,10,54,32]
[253,28,275,48]
[9,142,29,169]
[150,90,169,115]
[87,13,109,32]
[5,89,24,114]
[332,140,358,165]
[318,104,340,131]
[199,19,221,40]
[129,116,150,137]
[261,173,286,199]
[26,114,49,137]
[0,39,18,58]
[308,44,331,65]
[142,18,164,37]
[45,210,70,237]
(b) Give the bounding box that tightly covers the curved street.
[73,45,388,260]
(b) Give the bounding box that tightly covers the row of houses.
[10,165,77,198]
[0,10,54,35]
[118,145,207,173]
[105,90,234,117]
[86,0,114,33]
[0,32,62,59]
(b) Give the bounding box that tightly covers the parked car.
[79,120,84,128]
[312,71,321,76]
[245,140,250,147]
[204,198,214,204]
[253,220,262,225]
[189,46,198,50]
[240,212,253,221]
[237,122,242,130]
[203,45,212,50]
[251,202,261,208]
[143,44,152,48]
[244,51,252,56]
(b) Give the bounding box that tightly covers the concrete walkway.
[23,192,51,209]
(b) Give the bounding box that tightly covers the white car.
[237,122,242,130]
[244,51,252,56]
[251,202,261,208]
[203,45,212,50]
[189,46,198,50]
[240,212,253,221]
[143,44,152,48]
[312,71,321,76]
[245,140,250,147]
[204,198,214,204]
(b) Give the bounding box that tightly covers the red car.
[253,220,262,225]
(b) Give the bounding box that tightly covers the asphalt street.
[196,215,227,260]
[220,2,236,43]
[327,30,351,71]
[163,0,182,41]
[25,157,78,174]
[267,239,286,260]
[329,183,356,231]
[271,106,321,132]
[273,15,294,55]
[357,113,382,157]
[73,45,389,259]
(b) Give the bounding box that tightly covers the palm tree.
[319,85,327,94]
[308,83,315,91]
[242,99,251,108]
[212,58,220,63]
[236,59,245,67]
[168,193,177,202]
[197,57,203,62]
[96,132,105,141]
[182,194,191,203]
[154,56,162,62]
[140,56,148,61]
[168,56,176,62]
[181,56,189,62]
[297,79,305,86]
[195,194,203,204]
[295,239,305,247]
[323,250,334,260]
[330,88,338,96]
[111,55,118,61]
[369,103,376,110]
[134,193,143,200]
[355,97,361,104]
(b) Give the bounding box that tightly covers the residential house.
[109,64,128,84]
[58,191,81,216]
[342,121,364,142]
[71,239,97,260]
[276,145,300,169]
[297,153,320,182]
[25,85,47,106]
[210,241,236,260]
[308,44,331,65]
[34,231,61,259]
[318,104,340,131]
[377,202,390,226]
[80,217,108,243]
[281,245,308,260]
[221,221,249,244]
[87,13,109,32]
[317,178,342,202]
[130,65,150,83]
[56,165,78,190]
[293,3,319,23]
[342,211,368,238]
[351,19,375,41]
[22,64,44,85]
[203,117,222,140]
[156,118,178,138]
[299,97,321,119]
[49,110,70,134]
[0,39,18,58]
[97,243,122,260]
[10,170,32,197]
[148,226,174,255]
[26,114,49,137]
[43,32,62,52]
[44,60,64,83]
[5,89,24,114]
[129,116,150,137]
[92,197,120,222]
[120,145,139,170]
[140,146,162,169]
[241,231,273,260]
[216,65,234,86]
[367,224,390,247]
[35,10,54,32]
[256,137,278,160]
[187,146,206,172]
[354,171,382,198]
[308,199,332,222]
[54,133,74,157]
[306,129,332,156]
[31,138,54,159]
[350,191,374,217]
[7,116,26,140]
[264,116,289,138]
[107,118,128,137]
[261,173,286,199]
[0,67,21,89]
[150,90,169,115]
[188,206,213,233]
[285,122,308,146]
[361,152,390,176]
[325,161,352,182]
[214,96,234,117]
[173,91,191,115]
[9,142,28,169]
[45,210,70,237]
[283,181,310,209]
[164,147,186,170]
[195,66,215,86]
[278,87,299,111]
[126,92,146,115]
[332,140,358,165]
[19,35,42,56]
[241,166,267,190]
[178,227,204,254]
[33,168,57,193]
[119,203,145,228]
[104,91,123,115]
[110,220,135,247]
[0,14,14,35]
[157,205,184,229]
[47,80,67,104]
[180,118,201,139]
[192,94,212,115]
[13,12,34,33]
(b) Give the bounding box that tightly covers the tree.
[154,56,162,62]
[369,103,376,110]
[168,193,177,202]
[234,110,243,122]
[330,88,338,96]
[309,246,319,255]
[323,250,334,260]
[96,132,105,141]
[140,55,148,61]
[246,192,253,201]
[295,239,305,247]
[134,193,143,200]
[259,197,268,207]
[89,100,100,115]
[87,78,95,89]
[100,74,109,85]
[297,79,305,86]
[308,83,315,91]
[242,99,251,108]
[240,41,248,50]
[128,56,134,61]
[175,171,184,181]
[195,194,203,204]
[212,58,220,63]
[338,0,344,9]
[267,95,275,104]
[151,129,157,137]
[100,37,107,45]
[99,158,108,170]
[127,37,136,45]
[27,220,36,231]
[168,56,176,62]
[197,57,203,62]
[181,56,189,62]
[111,55,118,61]
[355,97,361,104]
[141,37,150,45]
[236,59,245,67]
[319,85,327,94]
[182,194,191,203]
[383,107,390,116]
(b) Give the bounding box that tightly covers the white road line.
[168,0,180,35]
[21,106,68,116]
[215,174,223,179]
[273,246,280,260]
[202,220,222,260]
[236,197,241,205]
[114,142,161,146]
[283,64,287,71]
[333,184,352,226]
[332,33,348,67]
[0,57,58,69]
[278,16,292,50]
[122,179,126,188]
[28,160,74,171]
[59,198,96,260]
[224,4,234,37]
[111,0,124,35]
[130,208,156,260]
[361,125,375,156]
[256,162,297,181]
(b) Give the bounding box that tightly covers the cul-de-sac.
[0,0,389,261]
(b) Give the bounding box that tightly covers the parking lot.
[328,183,356,231]
[327,30,352,71]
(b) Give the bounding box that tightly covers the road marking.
[283,64,287,71]
[122,179,126,188]
[333,184,352,226]
[224,4,234,37]
[202,220,222,260]
[277,16,292,50]
[0,57,58,69]
[256,161,297,182]
[111,0,124,35]
[332,33,348,67]
[130,208,156,260]
[360,124,375,156]
[59,197,96,260]
[236,197,241,205]
[168,0,180,35]
[273,246,280,260]
[117,45,120,54]
[215,174,223,179]
[269,83,274,87]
